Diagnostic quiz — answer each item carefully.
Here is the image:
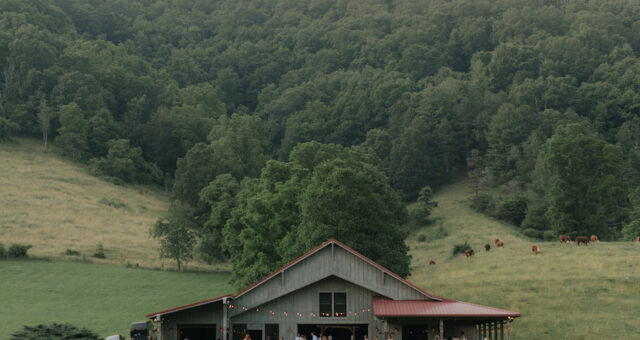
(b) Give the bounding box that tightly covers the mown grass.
[0,259,231,338]
[0,138,226,271]
[407,180,640,339]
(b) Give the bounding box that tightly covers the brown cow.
[496,241,504,248]
[429,260,436,265]
[576,236,590,245]
[464,249,475,258]
[559,235,572,243]
[635,236,640,243]
[484,244,491,251]
[531,245,539,254]
[590,235,599,243]
[494,238,500,245]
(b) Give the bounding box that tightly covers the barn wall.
[232,245,428,316]
[230,276,378,340]
[158,302,224,340]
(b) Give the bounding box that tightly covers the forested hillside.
[2,0,640,285]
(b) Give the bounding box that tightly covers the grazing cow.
[494,238,500,245]
[576,236,590,246]
[484,244,491,251]
[590,235,599,243]
[559,235,572,243]
[429,260,436,265]
[635,236,640,243]
[464,249,475,258]
[497,241,504,248]
[531,245,539,254]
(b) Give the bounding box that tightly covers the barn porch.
[373,298,519,340]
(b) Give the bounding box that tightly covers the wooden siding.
[232,246,428,315]
[159,302,224,340]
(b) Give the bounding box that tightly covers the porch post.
[156,315,162,340]
[506,324,511,340]
[475,324,480,340]
[500,321,504,340]
[481,323,485,339]
[223,298,229,340]
[439,320,444,340]
[494,321,498,340]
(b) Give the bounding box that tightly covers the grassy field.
[0,259,231,338]
[0,138,224,271]
[406,180,640,339]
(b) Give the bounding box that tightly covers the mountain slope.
[407,180,640,339]
[0,138,221,270]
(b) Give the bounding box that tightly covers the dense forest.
[2,0,640,286]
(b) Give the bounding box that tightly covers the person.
[434,336,440,340]
[244,334,251,340]
[312,332,318,340]
[296,334,302,340]
[459,331,466,340]
[364,335,369,340]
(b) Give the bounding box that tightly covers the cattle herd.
[426,233,640,265]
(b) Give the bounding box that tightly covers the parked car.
[130,321,153,340]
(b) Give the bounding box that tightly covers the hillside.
[0,138,223,271]
[0,259,231,338]
[406,181,640,339]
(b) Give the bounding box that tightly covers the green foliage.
[622,187,640,240]
[452,241,472,256]
[408,186,438,227]
[0,241,6,258]
[10,323,100,340]
[522,228,543,240]
[496,197,527,226]
[55,103,88,161]
[151,200,197,271]
[418,225,449,243]
[65,249,80,256]
[89,139,161,184]
[223,142,410,288]
[542,123,627,239]
[8,243,32,258]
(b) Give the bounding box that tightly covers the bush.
[417,234,427,242]
[65,249,80,256]
[543,230,556,241]
[10,323,100,340]
[8,244,32,258]
[522,228,543,239]
[0,241,6,258]
[452,241,471,256]
[92,243,106,259]
[418,225,449,243]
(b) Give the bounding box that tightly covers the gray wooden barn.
[146,239,520,340]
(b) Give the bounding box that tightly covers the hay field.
[407,180,640,339]
[0,138,223,271]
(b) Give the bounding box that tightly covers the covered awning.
[372,297,521,319]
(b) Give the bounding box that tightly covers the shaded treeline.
[2,0,640,284]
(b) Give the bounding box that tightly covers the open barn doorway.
[178,324,216,340]
[298,324,368,340]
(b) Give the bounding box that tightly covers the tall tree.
[151,200,197,271]
[542,123,627,238]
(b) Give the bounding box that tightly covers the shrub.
[92,243,106,259]
[522,228,543,239]
[10,323,100,340]
[417,234,427,242]
[8,244,32,258]
[543,230,556,241]
[418,225,449,243]
[65,249,80,256]
[0,241,6,258]
[452,241,471,256]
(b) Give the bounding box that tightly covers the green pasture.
[407,180,640,339]
[0,259,231,338]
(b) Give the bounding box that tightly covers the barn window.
[334,293,346,317]
[319,293,332,317]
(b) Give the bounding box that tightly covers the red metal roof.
[372,297,521,319]
[145,294,232,318]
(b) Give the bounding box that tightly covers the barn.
[146,239,520,340]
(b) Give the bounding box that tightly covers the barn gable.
[230,239,439,315]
